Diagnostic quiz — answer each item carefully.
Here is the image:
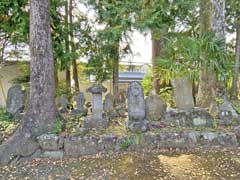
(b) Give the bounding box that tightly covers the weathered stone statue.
[103,93,114,112]
[83,84,108,129]
[58,95,69,113]
[127,82,148,133]
[103,93,116,119]
[6,84,26,119]
[145,95,166,121]
[72,92,87,115]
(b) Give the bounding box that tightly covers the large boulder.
[145,95,167,121]
[6,84,26,119]
[127,82,148,133]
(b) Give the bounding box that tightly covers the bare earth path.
[0,150,240,180]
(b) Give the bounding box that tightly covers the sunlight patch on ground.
[158,154,212,179]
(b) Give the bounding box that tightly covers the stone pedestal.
[83,84,107,129]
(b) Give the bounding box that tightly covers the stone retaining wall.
[35,131,239,159]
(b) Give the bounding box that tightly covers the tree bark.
[65,0,71,97]
[112,41,120,99]
[231,18,240,100]
[0,0,57,165]
[69,0,80,92]
[197,0,225,107]
[151,30,165,95]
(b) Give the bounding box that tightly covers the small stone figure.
[127,82,148,133]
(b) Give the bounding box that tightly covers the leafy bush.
[141,70,153,96]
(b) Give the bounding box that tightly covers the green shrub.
[141,70,153,96]
[120,138,133,149]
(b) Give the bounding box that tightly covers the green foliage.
[11,62,30,84]
[157,33,230,82]
[214,97,224,105]
[120,138,133,150]
[141,70,153,95]
[0,108,12,122]
[159,87,175,107]
[56,80,71,98]
[52,117,62,135]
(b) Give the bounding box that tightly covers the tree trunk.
[69,0,80,92]
[0,0,57,165]
[55,66,59,90]
[151,30,165,95]
[197,0,225,107]
[65,0,71,97]
[112,41,120,99]
[231,18,240,100]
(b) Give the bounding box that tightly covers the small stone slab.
[37,134,63,151]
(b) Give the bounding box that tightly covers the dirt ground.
[0,149,240,180]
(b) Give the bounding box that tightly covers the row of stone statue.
[59,82,166,133]
[4,82,168,132]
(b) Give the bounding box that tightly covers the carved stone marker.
[127,82,148,133]
[171,78,194,109]
[145,95,167,121]
[103,93,114,112]
[6,84,26,119]
[72,92,87,115]
[83,84,107,129]
[58,95,69,113]
[103,93,117,119]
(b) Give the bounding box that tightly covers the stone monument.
[83,84,108,129]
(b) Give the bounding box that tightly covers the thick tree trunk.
[112,41,120,99]
[197,0,225,107]
[69,0,80,92]
[0,0,57,165]
[231,18,240,100]
[151,30,165,95]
